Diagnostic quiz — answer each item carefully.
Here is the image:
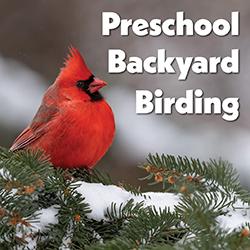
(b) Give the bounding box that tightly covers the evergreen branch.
[0,148,250,249]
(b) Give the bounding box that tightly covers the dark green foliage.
[0,147,250,249]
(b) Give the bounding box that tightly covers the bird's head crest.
[56,46,93,86]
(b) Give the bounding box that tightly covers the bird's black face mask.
[76,75,103,101]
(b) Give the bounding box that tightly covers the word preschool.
[102,12,239,37]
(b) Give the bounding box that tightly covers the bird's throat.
[89,91,103,101]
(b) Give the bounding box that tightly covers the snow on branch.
[1,148,250,249]
[32,181,250,233]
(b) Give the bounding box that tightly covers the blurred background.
[1,0,250,189]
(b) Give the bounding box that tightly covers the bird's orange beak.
[88,78,107,94]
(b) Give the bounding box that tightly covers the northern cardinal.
[10,47,115,169]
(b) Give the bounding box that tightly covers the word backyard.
[108,49,239,80]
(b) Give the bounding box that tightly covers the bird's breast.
[47,99,115,168]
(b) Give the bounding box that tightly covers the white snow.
[75,181,180,220]
[75,181,250,232]
[31,206,59,232]
[75,181,136,220]
[133,192,180,213]
[217,199,250,231]
[16,206,59,250]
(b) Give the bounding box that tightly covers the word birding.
[136,89,239,121]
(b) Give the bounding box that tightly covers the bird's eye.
[76,81,86,89]
[76,75,95,90]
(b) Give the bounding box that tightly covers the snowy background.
[0,0,250,188]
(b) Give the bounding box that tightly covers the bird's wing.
[10,126,44,152]
[10,85,59,152]
[10,103,59,152]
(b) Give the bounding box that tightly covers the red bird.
[10,47,115,169]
